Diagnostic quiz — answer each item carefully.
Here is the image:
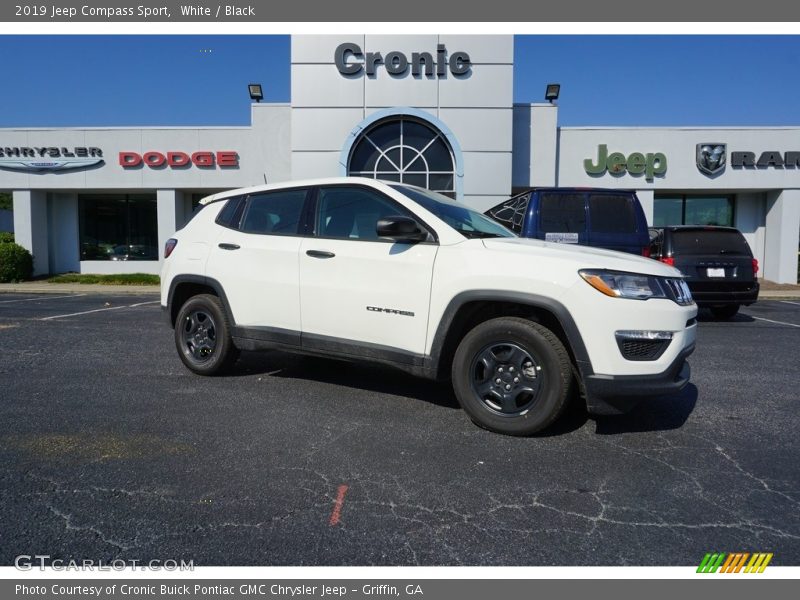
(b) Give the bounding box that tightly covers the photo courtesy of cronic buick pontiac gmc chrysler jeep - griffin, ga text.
[160,178,697,436]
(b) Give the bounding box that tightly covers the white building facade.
[2,35,798,283]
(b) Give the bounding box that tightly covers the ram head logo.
[696,143,726,176]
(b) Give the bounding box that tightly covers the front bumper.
[583,343,695,415]
[692,285,759,307]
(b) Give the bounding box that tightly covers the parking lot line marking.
[40,305,129,320]
[0,294,87,304]
[750,316,800,329]
[780,300,800,307]
[40,299,161,320]
[329,484,349,526]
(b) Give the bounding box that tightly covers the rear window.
[589,194,637,233]
[671,229,752,255]
[539,193,586,233]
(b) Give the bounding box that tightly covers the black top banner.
[2,0,800,22]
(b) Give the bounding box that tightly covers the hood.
[481,237,682,277]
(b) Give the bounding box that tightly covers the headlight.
[579,269,693,305]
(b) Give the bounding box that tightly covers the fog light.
[615,331,673,361]
[615,330,673,340]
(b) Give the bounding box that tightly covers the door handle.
[218,243,240,250]
[306,250,335,259]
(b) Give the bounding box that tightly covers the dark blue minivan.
[485,188,651,256]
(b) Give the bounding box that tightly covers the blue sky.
[0,35,798,127]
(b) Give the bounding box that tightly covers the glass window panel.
[428,174,454,191]
[349,139,381,172]
[376,156,395,172]
[240,190,307,235]
[78,194,157,261]
[375,173,401,183]
[317,186,413,241]
[672,229,751,255]
[422,138,452,172]
[539,193,586,233]
[654,197,683,227]
[385,147,401,169]
[402,173,427,188]
[589,194,636,233]
[486,194,530,234]
[684,197,733,226]
[365,121,401,150]
[403,147,426,171]
[403,120,436,150]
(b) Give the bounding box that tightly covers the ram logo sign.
[696,143,727,176]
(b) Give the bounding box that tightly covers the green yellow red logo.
[697,552,773,573]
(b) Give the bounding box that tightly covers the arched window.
[347,117,456,198]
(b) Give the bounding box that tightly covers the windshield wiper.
[460,231,505,239]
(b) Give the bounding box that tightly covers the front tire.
[451,317,572,436]
[174,294,239,375]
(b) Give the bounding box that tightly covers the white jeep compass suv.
[161,177,696,435]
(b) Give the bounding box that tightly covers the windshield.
[390,185,515,239]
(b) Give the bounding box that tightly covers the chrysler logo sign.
[696,143,726,176]
[0,146,104,172]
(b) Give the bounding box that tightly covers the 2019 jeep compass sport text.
[161,178,697,435]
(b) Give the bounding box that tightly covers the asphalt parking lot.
[0,292,798,566]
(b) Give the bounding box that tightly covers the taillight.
[752,258,759,275]
[659,257,675,267]
[642,246,651,258]
[164,238,178,259]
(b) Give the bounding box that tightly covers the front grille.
[617,338,671,361]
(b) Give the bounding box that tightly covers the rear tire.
[174,294,239,375]
[710,304,740,320]
[451,317,572,436]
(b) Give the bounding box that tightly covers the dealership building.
[2,35,799,283]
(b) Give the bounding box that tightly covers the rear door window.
[240,189,308,235]
[671,229,752,255]
[539,193,586,233]
[589,194,637,233]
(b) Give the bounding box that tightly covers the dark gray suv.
[649,226,759,319]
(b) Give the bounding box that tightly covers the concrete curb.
[0,284,159,295]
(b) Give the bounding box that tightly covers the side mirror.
[376,216,429,243]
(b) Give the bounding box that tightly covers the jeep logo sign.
[584,144,667,181]
[335,43,470,77]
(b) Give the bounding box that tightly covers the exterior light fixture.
[545,83,560,103]
[248,83,263,103]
